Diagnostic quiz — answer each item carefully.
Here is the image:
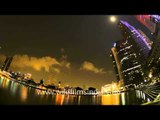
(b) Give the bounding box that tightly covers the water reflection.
[121,93,125,105]
[0,77,10,89]
[10,81,18,96]
[101,94,120,105]
[63,95,70,105]
[20,86,28,102]
[0,77,147,105]
[56,94,64,105]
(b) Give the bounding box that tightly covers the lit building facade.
[140,15,160,78]
[110,20,151,85]
[138,29,153,47]
[101,82,120,93]
[134,15,160,80]
[135,15,160,68]
[101,84,112,93]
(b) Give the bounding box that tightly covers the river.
[0,76,149,105]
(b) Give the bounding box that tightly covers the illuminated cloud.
[11,54,60,72]
[0,54,71,73]
[80,61,106,74]
[52,68,61,74]
[60,61,71,69]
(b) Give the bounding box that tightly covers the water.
[0,76,147,105]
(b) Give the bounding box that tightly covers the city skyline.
[0,15,152,89]
[1,15,160,105]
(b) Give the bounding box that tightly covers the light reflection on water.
[20,86,28,102]
[56,94,65,105]
[0,77,146,105]
[101,94,120,105]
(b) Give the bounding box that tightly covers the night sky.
[0,15,151,89]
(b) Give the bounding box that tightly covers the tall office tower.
[110,20,151,85]
[144,16,160,72]
[1,56,13,71]
[135,15,160,67]
[135,15,160,77]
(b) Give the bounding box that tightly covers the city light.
[101,82,120,94]
[1,15,160,105]
[149,73,152,78]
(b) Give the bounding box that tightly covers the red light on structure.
[135,15,156,33]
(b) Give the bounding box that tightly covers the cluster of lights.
[135,70,140,73]
[120,53,137,63]
[118,45,132,53]
[133,62,139,65]
[122,41,128,45]
[122,65,141,73]
[124,52,129,55]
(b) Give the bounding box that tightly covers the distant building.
[101,84,112,93]
[101,82,119,93]
[1,56,13,71]
[23,73,32,80]
[40,79,44,85]
[110,20,151,85]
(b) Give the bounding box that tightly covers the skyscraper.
[138,29,153,47]
[1,56,13,71]
[135,15,160,67]
[135,15,160,78]
[145,16,160,69]
[110,20,151,86]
